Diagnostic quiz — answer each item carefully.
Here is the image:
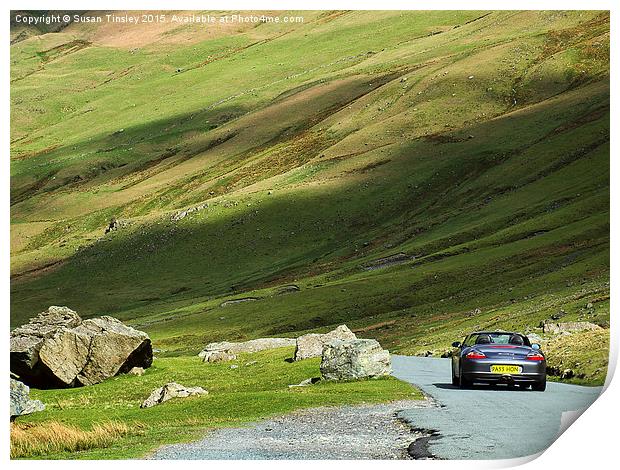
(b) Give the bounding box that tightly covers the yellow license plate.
[491,365,522,374]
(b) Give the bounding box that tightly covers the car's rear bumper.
[462,358,546,384]
[463,371,545,384]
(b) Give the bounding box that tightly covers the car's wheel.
[532,380,546,391]
[459,369,472,389]
[451,367,459,386]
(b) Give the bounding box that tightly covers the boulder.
[202,351,236,363]
[141,382,208,408]
[288,377,321,388]
[277,285,300,295]
[10,306,152,388]
[562,368,575,379]
[542,321,602,335]
[526,333,543,344]
[198,337,295,358]
[128,367,145,376]
[551,310,567,321]
[10,306,81,372]
[104,217,119,234]
[10,378,45,420]
[294,325,357,361]
[320,339,391,381]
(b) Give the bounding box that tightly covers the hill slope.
[11,11,610,382]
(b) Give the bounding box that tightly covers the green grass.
[15,347,421,459]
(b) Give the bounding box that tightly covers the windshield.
[464,333,530,347]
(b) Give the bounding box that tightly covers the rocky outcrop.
[10,378,45,420]
[219,297,258,307]
[141,382,208,408]
[171,202,208,222]
[198,337,295,359]
[362,253,414,271]
[10,306,152,388]
[294,325,357,361]
[542,321,602,335]
[320,339,391,381]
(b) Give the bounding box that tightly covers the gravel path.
[150,399,429,459]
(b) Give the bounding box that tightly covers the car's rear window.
[464,333,531,346]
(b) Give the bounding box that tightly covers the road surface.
[392,355,603,459]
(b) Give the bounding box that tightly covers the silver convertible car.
[451,331,546,391]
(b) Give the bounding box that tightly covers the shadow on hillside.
[12,69,405,205]
[10,79,610,330]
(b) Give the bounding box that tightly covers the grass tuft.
[10,421,132,459]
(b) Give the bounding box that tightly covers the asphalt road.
[392,355,603,460]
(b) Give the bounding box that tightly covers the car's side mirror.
[452,341,461,348]
[532,343,541,350]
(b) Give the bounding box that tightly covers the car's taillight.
[526,353,545,361]
[465,351,486,359]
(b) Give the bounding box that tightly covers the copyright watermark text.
[13,12,305,26]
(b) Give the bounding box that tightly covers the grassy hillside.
[11,11,610,384]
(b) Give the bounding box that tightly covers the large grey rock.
[10,306,152,388]
[198,337,295,358]
[141,382,208,408]
[542,321,602,335]
[320,339,391,381]
[294,325,357,361]
[10,378,45,420]
[10,306,81,373]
